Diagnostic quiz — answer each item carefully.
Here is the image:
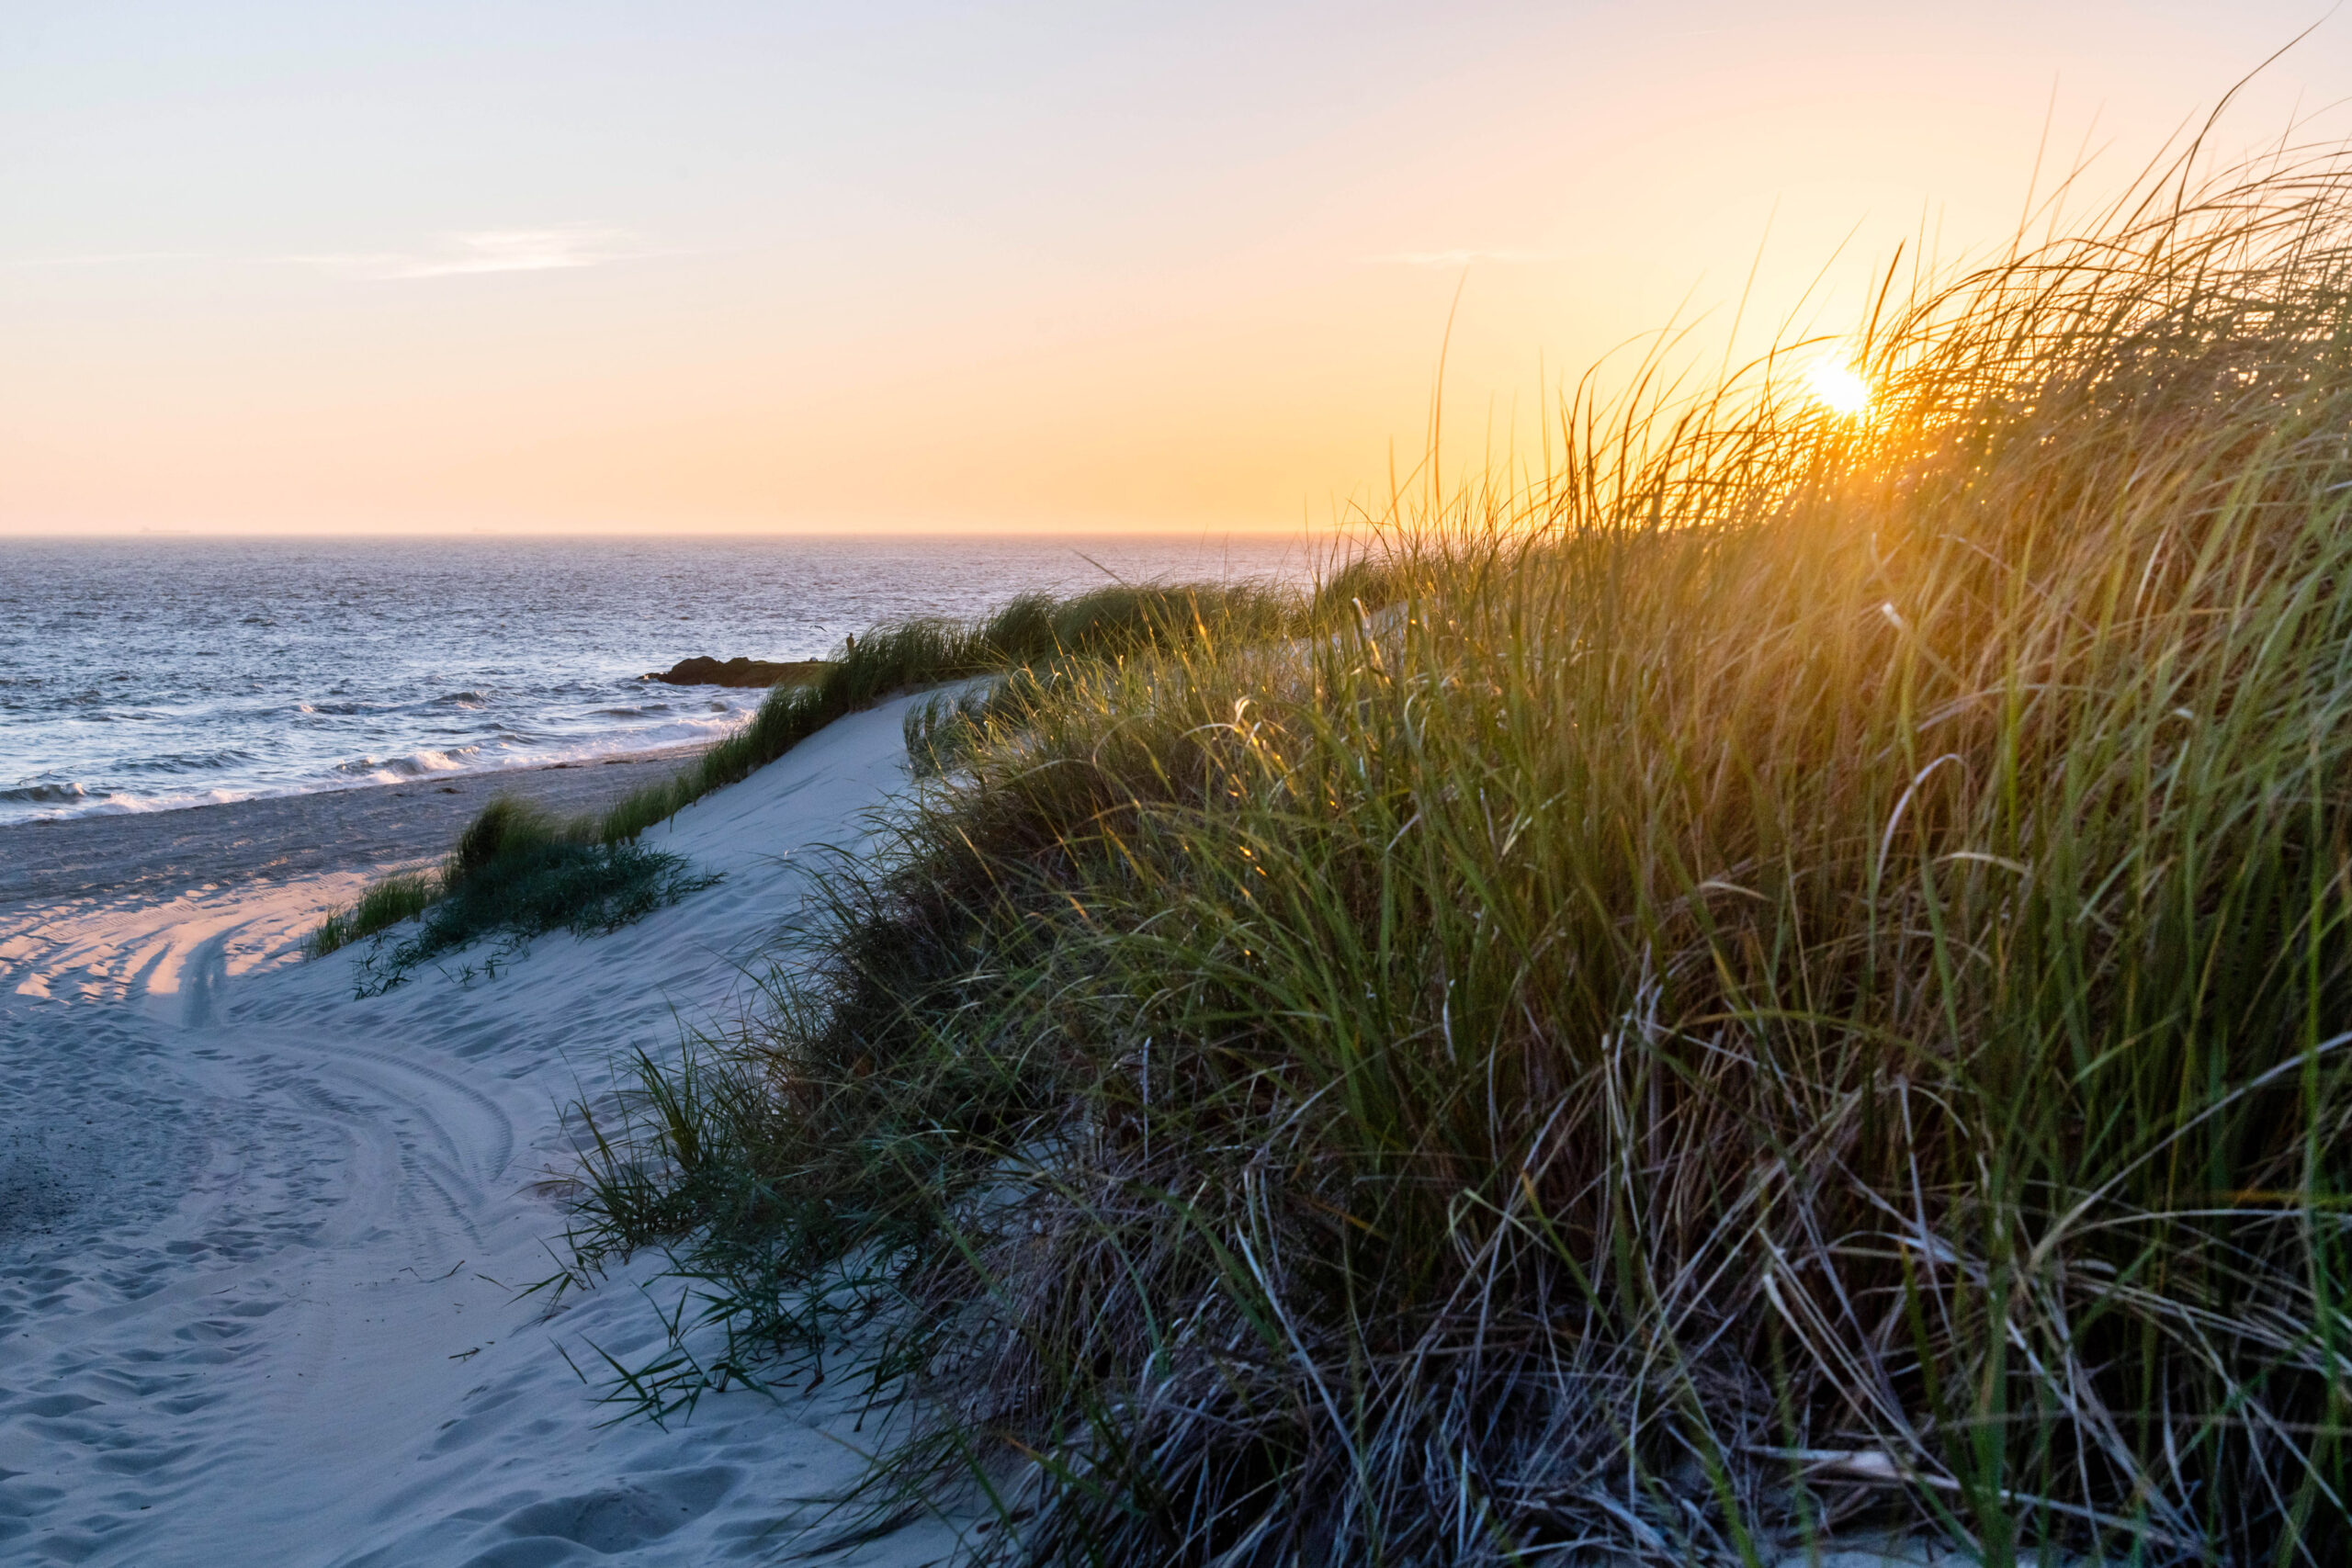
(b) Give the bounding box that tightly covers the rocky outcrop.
[642,656,832,689]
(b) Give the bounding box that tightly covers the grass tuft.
[307,871,438,956]
[318,795,713,995]
[449,794,552,880]
[350,833,715,995]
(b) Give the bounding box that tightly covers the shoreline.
[0,741,715,1011]
[0,741,713,911]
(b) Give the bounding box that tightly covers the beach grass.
[307,871,438,956]
[349,835,715,996]
[560,142,2352,1563]
[316,798,714,994]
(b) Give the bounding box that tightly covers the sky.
[4,1,2349,536]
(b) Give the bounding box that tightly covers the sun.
[1805,359,1871,417]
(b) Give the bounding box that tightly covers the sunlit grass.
[559,140,2352,1563]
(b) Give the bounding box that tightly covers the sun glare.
[1805,360,1871,417]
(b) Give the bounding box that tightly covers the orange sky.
[4,2,2346,536]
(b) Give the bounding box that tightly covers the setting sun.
[1805,359,1871,416]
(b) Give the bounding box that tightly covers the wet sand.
[1,745,712,910]
[0,746,718,1010]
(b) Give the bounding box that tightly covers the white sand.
[0,698,961,1566]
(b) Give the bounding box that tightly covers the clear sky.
[4,2,2347,535]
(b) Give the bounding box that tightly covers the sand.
[0,705,960,1566]
[0,745,718,1008]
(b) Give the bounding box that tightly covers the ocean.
[0,534,1317,828]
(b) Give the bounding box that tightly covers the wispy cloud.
[297,226,645,281]
[1368,247,1560,267]
[2,250,213,269]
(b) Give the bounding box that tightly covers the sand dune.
[0,702,955,1566]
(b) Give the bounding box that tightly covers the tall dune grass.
[566,142,2352,1564]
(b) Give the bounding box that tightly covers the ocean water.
[0,534,1317,828]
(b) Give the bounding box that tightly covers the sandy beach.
[0,745,718,1005]
[0,708,957,1565]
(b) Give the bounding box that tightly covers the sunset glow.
[4,4,2348,536]
[1806,360,1872,418]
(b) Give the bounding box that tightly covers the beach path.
[0,702,958,1566]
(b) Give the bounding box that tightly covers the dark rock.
[641,656,833,689]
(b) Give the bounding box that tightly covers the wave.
[20,788,241,821]
[118,749,259,776]
[0,781,242,821]
[4,694,760,827]
[332,747,481,781]
[0,781,93,805]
